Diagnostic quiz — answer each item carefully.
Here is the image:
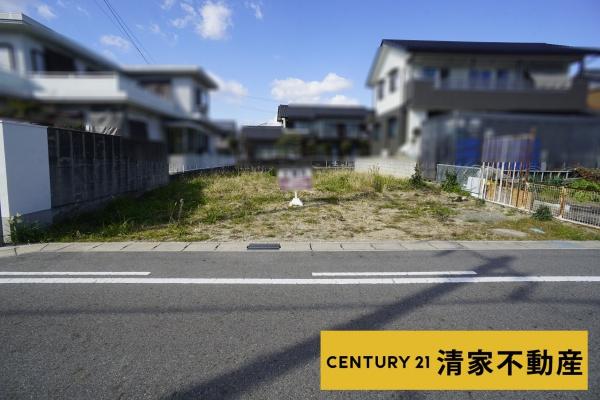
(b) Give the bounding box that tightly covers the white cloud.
[0,0,58,18]
[328,94,359,105]
[170,1,232,40]
[160,0,175,10]
[36,3,57,19]
[0,0,32,12]
[271,73,353,103]
[170,2,196,28]
[180,2,196,15]
[245,1,262,20]
[75,5,89,16]
[210,72,248,100]
[146,22,179,46]
[197,1,232,40]
[150,23,161,34]
[100,34,131,52]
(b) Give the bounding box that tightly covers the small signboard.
[277,167,313,191]
[278,167,312,206]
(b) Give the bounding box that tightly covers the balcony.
[27,72,188,118]
[406,77,588,112]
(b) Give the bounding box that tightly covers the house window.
[422,66,437,81]
[388,69,398,93]
[373,123,381,140]
[31,49,45,72]
[387,117,397,139]
[377,80,384,100]
[469,69,492,88]
[0,44,15,71]
[496,69,509,88]
[195,87,205,107]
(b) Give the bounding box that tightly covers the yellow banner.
[321,331,587,390]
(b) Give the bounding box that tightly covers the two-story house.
[366,39,600,159]
[0,12,233,173]
[276,104,372,159]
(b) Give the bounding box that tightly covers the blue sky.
[3,0,600,125]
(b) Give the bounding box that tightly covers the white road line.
[312,271,477,277]
[0,272,151,276]
[0,276,600,285]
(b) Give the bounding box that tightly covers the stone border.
[1,241,599,256]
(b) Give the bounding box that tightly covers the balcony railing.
[406,78,588,112]
[428,78,572,92]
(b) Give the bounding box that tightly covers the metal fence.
[436,164,481,187]
[528,184,600,228]
[435,163,600,229]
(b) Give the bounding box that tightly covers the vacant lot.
[24,170,600,242]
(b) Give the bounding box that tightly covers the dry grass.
[30,170,600,243]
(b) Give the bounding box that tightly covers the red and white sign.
[277,167,312,191]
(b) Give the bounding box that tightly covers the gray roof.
[277,104,371,121]
[381,39,600,56]
[241,125,283,140]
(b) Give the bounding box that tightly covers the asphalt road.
[0,249,598,399]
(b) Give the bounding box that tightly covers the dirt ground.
[192,190,536,241]
[43,170,600,243]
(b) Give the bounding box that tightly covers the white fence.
[168,154,235,175]
[436,163,600,229]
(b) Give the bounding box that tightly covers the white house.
[366,39,598,158]
[0,12,234,172]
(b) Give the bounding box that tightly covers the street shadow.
[162,253,518,399]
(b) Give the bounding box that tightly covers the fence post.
[558,186,567,219]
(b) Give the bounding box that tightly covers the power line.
[94,0,151,64]
[103,0,154,63]
[102,0,151,63]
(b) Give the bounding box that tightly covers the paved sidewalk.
[1,240,600,256]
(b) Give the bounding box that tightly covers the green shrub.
[568,178,600,192]
[532,205,553,221]
[441,172,460,192]
[370,168,385,193]
[409,165,424,188]
[9,215,46,243]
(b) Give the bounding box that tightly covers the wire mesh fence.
[436,164,481,187]
[435,163,600,229]
[528,184,600,227]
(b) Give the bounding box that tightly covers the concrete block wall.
[47,127,168,210]
[0,121,169,243]
[354,156,416,178]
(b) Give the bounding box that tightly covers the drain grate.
[247,243,281,250]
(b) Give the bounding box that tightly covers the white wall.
[402,108,427,158]
[0,120,51,240]
[355,156,416,178]
[372,46,410,116]
[172,77,194,114]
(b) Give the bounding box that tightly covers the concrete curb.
[1,241,599,256]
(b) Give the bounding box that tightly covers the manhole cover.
[247,243,281,250]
